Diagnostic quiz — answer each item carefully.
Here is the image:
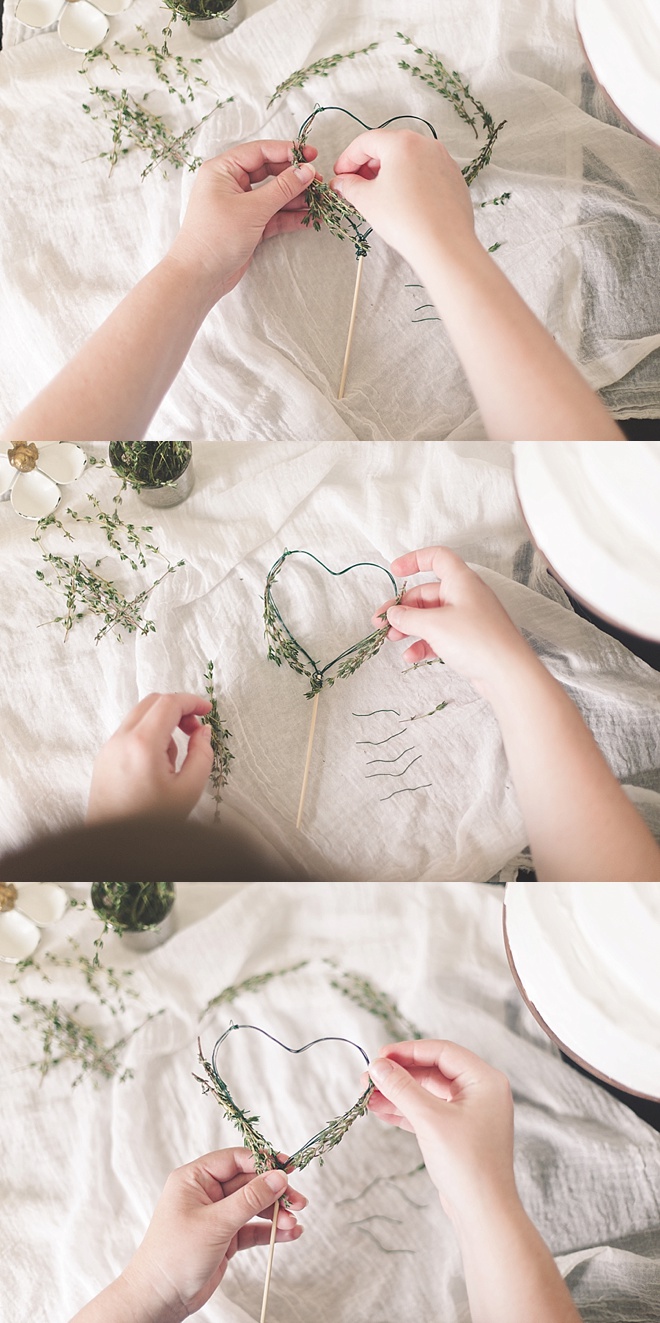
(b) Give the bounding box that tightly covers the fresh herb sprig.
[201,660,234,820]
[33,509,184,645]
[202,961,310,1019]
[268,44,379,108]
[12,998,163,1088]
[331,970,423,1042]
[81,36,232,179]
[397,33,506,189]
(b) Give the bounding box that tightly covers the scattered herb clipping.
[268,43,379,108]
[81,30,233,179]
[397,32,507,188]
[10,936,162,1088]
[201,660,234,820]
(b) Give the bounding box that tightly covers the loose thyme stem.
[267,44,379,108]
[201,660,234,820]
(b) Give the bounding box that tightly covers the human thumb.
[215,1170,289,1238]
[368,1058,433,1124]
[254,161,315,221]
[386,604,431,640]
[178,723,214,798]
[329,172,370,213]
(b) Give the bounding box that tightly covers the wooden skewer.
[337,255,364,399]
[296,690,320,830]
[259,1199,280,1323]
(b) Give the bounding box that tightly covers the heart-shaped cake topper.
[195,1024,374,1174]
[294,105,438,259]
[264,548,403,700]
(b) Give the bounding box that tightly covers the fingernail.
[368,1059,394,1084]
[387,606,403,623]
[331,178,344,195]
[202,725,213,740]
[265,1170,288,1194]
[294,162,315,182]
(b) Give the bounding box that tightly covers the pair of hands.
[97,1042,516,1323]
[87,548,531,825]
[167,130,475,304]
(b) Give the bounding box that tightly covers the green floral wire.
[264,549,401,699]
[195,1024,375,1173]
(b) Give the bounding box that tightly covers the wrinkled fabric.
[2,882,659,1323]
[2,0,660,437]
[0,441,659,882]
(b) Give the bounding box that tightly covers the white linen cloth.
[1,882,660,1323]
[3,0,660,437]
[0,441,659,882]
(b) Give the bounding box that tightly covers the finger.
[367,1058,444,1129]
[137,693,212,743]
[234,1222,303,1253]
[333,128,395,176]
[220,139,318,177]
[249,162,323,184]
[390,546,466,579]
[221,1173,307,1212]
[116,693,162,734]
[212,1169,291,1239]
[177,723,214,798]
[401,639,438,665]
[262,210,317,241]
[251,161,316,222]
[386,603,439,641]
[179,713,203,738]
[378,1039,492,1087]
[373,584,443,627]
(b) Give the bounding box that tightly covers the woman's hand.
[167,139,318,301]
[71,1151,305,1323]
[87,692,214,824]
[330,129,476,270]
[367,1042,518,1227]
[375,546,532,697]
[123,1151,304,1321]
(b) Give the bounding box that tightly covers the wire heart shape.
[264,548,402,699]
[195,1024,374,1173]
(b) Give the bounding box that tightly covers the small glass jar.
[190,0,243,39]
[91,883,177,951]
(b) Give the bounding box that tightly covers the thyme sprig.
[195,1036,374,1172]
[202,961,310,1019]
[268,44,379,108]
[33,508,184,645]
[201,660,234,820]
[397,33,506,190]
[81,36,232,179]
[10,934,163,1087]
[292,108,372,259]
[330,971,423,1043]
[9,937,138,1016]
[402,701,450,724]
[12,999,163,1088]
[264,549,404,699]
